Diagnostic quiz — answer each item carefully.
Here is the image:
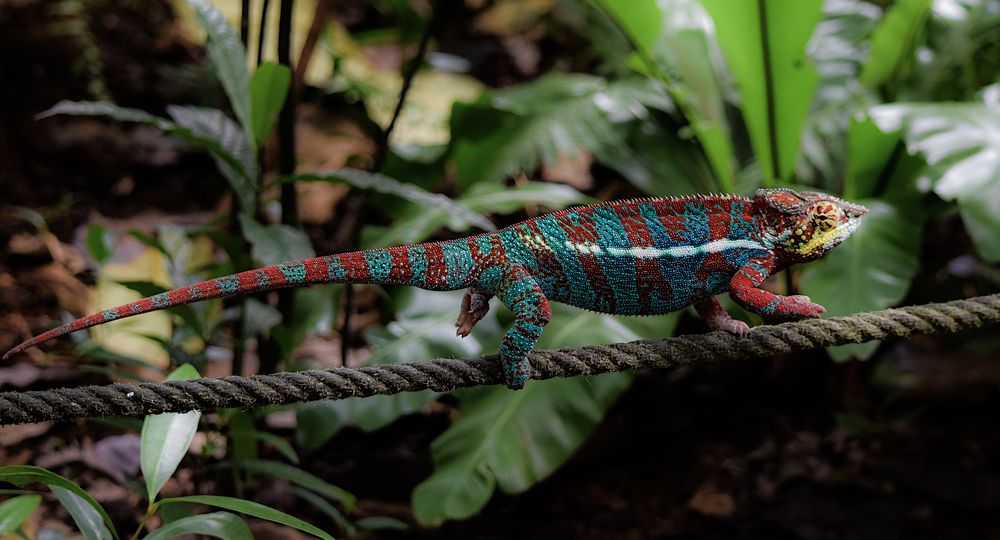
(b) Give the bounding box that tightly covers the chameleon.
[4,188,867,389]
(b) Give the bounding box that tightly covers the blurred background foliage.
[1,0,999,536]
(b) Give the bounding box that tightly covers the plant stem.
[757,0,780,187]
[257,0,272,66]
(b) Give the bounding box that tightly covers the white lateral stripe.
[563,239,765,258]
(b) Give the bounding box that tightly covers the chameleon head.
[754,188,868,263]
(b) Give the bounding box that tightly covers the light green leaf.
[289,168,495,232]
[363,181,591,248]
[186,0,253,144]
[701,0,824,184]
[800,199,921,360]
[870,101,1000,260]
[0,494,41,535]
[0,466,118,540]
[844,114,898,199]
[597,0,736,190]
[289,487,353,535]
[238,214,316,266]
[157,495,334,540]
[250,62,291,149]
[167,105,257,214]
[141,364,202,502]
[859,0,933,89]
[51,486,115,540]
[216,459,355,508]
[410,304,662,526]
[143,511,252,540]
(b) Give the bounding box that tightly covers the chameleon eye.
[813,211,837,232]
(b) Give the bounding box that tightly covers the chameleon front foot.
[456,289,492,337]
[500,354,531,389]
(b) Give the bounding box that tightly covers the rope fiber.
[2,294,999,426]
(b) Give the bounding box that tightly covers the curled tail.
[4,238,485,360]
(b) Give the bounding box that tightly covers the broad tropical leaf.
[859,0,933,90]
[701,0,824,184]
[141,364,202,502]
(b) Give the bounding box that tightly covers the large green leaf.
[186,0,253,144]
[289,168,495,232]
[0,494,41,535]
[362,181,591,249]
[596,0,736,190]
[239,213,316,266]
[701,0,824,184]
[870,100,1000,260]
[157,495,334,540]
[0,466,118,539]
[451,75,672,187]
[410,305,675,526]
[859,0,933,90]
[250,62,291,149]
[37,101,257,214]
[799,199,921,360]
[167,105,258,214]
[141,364,202,502]
[51,486,116,540]
[143,511,252,540]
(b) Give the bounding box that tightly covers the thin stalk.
[340,2,438,366]
[756,0,780,187]
[256,0,272,66]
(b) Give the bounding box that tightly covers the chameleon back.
[496,196,771,315]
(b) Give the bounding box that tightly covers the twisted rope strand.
[2,294,998,425]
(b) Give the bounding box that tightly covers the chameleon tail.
[3,238,482,360]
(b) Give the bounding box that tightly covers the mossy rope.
[2,294,999,425]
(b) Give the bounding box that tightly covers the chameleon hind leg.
[455,288,493,338]
[496,265,551,389]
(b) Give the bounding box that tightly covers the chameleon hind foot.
[694,297,750,336]
[456,289,492,338]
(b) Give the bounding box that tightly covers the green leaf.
[844,115,898,199]
[272,286,340,355]
[363,181,591,248]
[157,495,334,540]
[701,0,824,184]
[141,364,202,502]
[143,511,252,540]
[0,495,41,535]
[870,101,1000,260]
[596,0,736,190]
[354,516,408,531]
[289,168,495,232]
[451,75,672,187]
[297,392,438,450]
[238,214,316,266]
[50,486,115,540]
[0,466,118,540]
[250,62,291,149]
[799,199,921,360]
[85,223,112,265]
[410,304,656,526]
[289,487,353,535]
[216,460,356,508]
[167,105,257,215]
[186,0,253,144]
[37,101,256,215]
[859,0,933,90]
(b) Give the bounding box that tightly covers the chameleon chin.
[4,188,867,389]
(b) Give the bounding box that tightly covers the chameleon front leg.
[694,296,750,335]
[496,265,551,389]
[455,288,493,338]
[729,255,826,320]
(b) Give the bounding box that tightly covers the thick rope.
[2,294,998,426]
